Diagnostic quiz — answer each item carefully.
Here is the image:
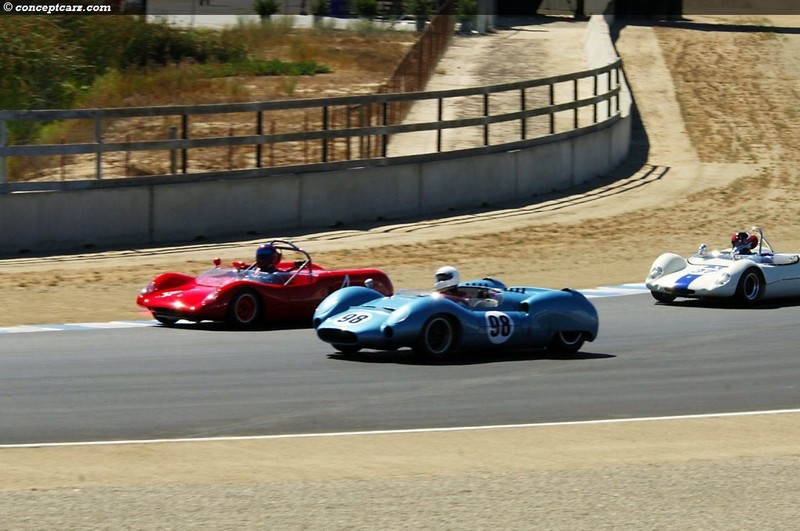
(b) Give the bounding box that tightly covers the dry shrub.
[11,24,416,182]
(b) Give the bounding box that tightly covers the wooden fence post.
[94,115,103,180]
[0,120,7,185]
[169,126,178,174]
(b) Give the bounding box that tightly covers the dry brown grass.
[87,22,417,106]
[15,23,416,181]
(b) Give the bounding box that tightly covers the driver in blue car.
[434,265,469,303]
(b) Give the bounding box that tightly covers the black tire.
[333,344,361,355]
[651,291,676,303]
[548,331,586,354]
[414,315,457,359]
[227,289,263,327]
[735,268,763,305]
[153,313,179,326]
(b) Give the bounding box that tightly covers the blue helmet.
[256,243,281,269]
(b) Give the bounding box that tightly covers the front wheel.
[153,313,179,326]
[414,315,457,359]
[548,331,586,354]
[735,269,763,305]
[333,344,361,355]
[651,291,676,303]
[227,289,263,327]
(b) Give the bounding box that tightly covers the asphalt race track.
[2,294,800,445]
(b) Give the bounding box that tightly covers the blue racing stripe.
[673,274,702,291]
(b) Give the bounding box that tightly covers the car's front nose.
[652,269,736,298]
[317,328,358,345]
[316,308,398,349]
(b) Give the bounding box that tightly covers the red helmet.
[731,231,758,254]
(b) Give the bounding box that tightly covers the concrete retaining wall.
[0,15,630,256]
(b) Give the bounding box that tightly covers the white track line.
[2,408,798,449]
[0,320,155,334]
[0,285,649,334]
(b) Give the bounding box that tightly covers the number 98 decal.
[485,311,514,344]
[336,312,371,325]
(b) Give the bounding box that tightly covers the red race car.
[137,240,393,327]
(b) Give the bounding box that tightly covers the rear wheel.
[548,331,586,354]
[227,289,263,327]
[735,269,763,305]
[414,315,457,359]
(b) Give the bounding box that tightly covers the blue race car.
[313,277,599,358]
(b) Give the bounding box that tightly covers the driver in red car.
[248,242,292,284]
[255,243,282,273]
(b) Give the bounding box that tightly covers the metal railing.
[0,58,622,191]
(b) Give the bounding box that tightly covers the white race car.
[645,227,800,304]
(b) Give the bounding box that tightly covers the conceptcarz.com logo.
[3,2,113,14]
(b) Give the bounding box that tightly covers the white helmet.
[434,265,460,291]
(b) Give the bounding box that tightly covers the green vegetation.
[0,18,89,113]
[0,15,332,143]
[253,0,281,21]
[310,0,328,16]
[354,0,379,18]
[406,0,432,18]
[457,0,477,22]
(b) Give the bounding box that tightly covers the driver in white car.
[731,231,759,255]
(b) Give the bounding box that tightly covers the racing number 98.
[488,313,512,338]
[337,313,370,324]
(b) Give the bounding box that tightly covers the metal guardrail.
[0,58,622,192]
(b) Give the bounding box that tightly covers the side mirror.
[213,257,221,266]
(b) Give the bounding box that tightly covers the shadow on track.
[327,348,615,366]
[150,319,312,332]
[653,296,800,311]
